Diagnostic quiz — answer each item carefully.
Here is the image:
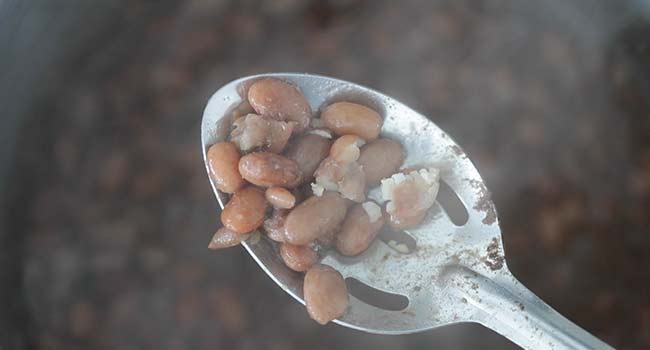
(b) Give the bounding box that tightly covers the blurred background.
[1,0,649,349]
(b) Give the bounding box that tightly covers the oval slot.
[437,180,469,226]
[378,228,417,254]
[345,277,409,311]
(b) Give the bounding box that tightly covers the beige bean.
[329,135,364,163]
[239,152,302,188]
[248,78,311,132]
[284,192,348,245]
[336,202,385,256]
[358,138,405,186]
[265,187,296,209]
[280,243,318,272]
[284,133,332,184]
[221,186,269,234]
[263,208,288,242]
[206,142,246,194]
[304,264,349,325]
[321,102,382,140]
[208,227,250,250]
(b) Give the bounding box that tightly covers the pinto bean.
[329,135,365,163]
[239,152,302,188]
[304,264,349,325]
[208,227,250,250]
[284,192,348,245]
[265,187,296,209]
[284,133,332,184]
[358,138,405,186]
[221,186,269,234]
[279,243,318,272]
[230,114,295,153]
[206,142,246,193]
[336,202,385,256]
[320,102,382,140]
[248,78,311,132]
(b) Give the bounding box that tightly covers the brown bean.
[263,208,288,242]
[265,187,296,209]
[248,78,311,132]
[284,192,348,245]
[336,202,385,256]
[239,152,302,188]
[284,134,331,184]
[206,142,246,193]
[279,243,318,272]
[321,102,382,140]
[208,227,250,250]
[304,264,348,325]
[221,186,269,234]
[358,138,405,186]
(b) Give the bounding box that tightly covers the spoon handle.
[447,267,615,350]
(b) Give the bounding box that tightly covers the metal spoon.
[200,73,615,350]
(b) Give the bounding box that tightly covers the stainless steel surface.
[201,73,615,350]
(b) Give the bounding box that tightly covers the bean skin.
[265,187,296,209]
[304,264,349,325]
[358,138,405,186]
[208,227,250,249]
[284,133,332,184]
[239,152,302,188]
[248,78,312,132]
[336,202,385,256]
[284,192,348,245]
[320,102,382,140]
[280,243,318,272]
[221,186,269,234]
[206,142,246,193]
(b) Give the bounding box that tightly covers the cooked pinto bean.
[336,202,385,256]
[239,152,302,188]
[284,133,332,184]
[329,134,365,163]
[230,114,295,153]
[284,192,348,245]
[206,142,246,193]
[320,102,382,140]
[221,186,269,234]
[248,78,311,132]
[304,264,349,325]
[358,138,405,186]
[279,243,318,272]
[265,187,296,209]
[208,227,250,250]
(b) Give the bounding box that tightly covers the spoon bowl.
[201,73,614,350]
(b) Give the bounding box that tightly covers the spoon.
[201,73,615,350]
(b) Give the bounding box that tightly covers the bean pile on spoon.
[207,78,441,324]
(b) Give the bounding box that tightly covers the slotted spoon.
[200,73,615,350]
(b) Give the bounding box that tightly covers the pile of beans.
[207,78,439,325]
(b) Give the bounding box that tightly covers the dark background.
[1,0,649,349]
